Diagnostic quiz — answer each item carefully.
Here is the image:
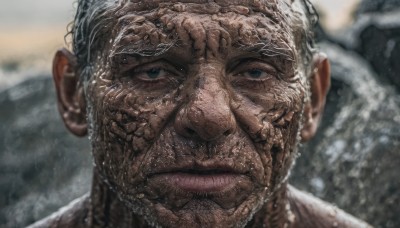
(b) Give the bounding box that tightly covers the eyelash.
[239,68,273,80]
[231,62,278,89]
[121,62,183,90]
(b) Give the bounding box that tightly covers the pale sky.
[311,0,361,30]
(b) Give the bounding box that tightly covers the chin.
[128,193,267,228]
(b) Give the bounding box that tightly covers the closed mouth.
[149,164,247,194]
[153,172,244,194]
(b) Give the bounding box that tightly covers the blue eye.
[247,69,263,78]
[146,68,162,79]
[134,68,168,81]
[242,69,270,79]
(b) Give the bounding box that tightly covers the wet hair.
[297,0,319,75]
[67,0,117,82]
[67,0,319,82]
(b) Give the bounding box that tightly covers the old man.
[30,0,371,227]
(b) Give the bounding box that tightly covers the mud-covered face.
[86,1,308,227]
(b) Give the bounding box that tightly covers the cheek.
[232,81,305,187]
[88,80,180,187]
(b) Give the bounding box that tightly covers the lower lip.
[155,172,243,193]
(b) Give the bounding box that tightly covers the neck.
[88,171,293,228]
[246,182,294,228]
[88,170,149,228]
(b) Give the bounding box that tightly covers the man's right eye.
[240,68,272,80]
[135,68,169,81]
[120,61,185,90]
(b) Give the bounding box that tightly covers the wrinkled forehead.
[112,0,303,25]
[117,0,294,12]
[105,0,306,60]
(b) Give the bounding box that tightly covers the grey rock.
[357,0,400,14]
[355,10,400,91]
[291,42,400,228]
[0,77,91,227]
[332,0,400,92]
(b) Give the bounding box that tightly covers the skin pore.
[32,0,370,227]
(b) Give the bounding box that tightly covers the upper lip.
[148,160,247,177]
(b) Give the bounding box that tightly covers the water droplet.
[137,193,145,199]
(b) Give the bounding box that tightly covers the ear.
[53,48,88,137]
[301,53,331,142]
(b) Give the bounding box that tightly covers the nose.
[174,77,236,141]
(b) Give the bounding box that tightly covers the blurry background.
[1,0,400,228]
[0,0,72,90]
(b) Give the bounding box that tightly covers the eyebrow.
[234,41,296,62]
[110,39,178,59]
[110,41,296,68]
[111,36,295,58]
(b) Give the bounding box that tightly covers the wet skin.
[86,1,306,227]
[32,0,371,228]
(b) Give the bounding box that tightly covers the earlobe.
[301,53,331,142]
[53,48,88,137]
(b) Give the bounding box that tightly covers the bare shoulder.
[27,194,90,228]
[288,186,372,228]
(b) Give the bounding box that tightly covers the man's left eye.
[231,60,277,82]
[240,68,273,80]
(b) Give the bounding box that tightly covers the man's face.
[86,1,307,227]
